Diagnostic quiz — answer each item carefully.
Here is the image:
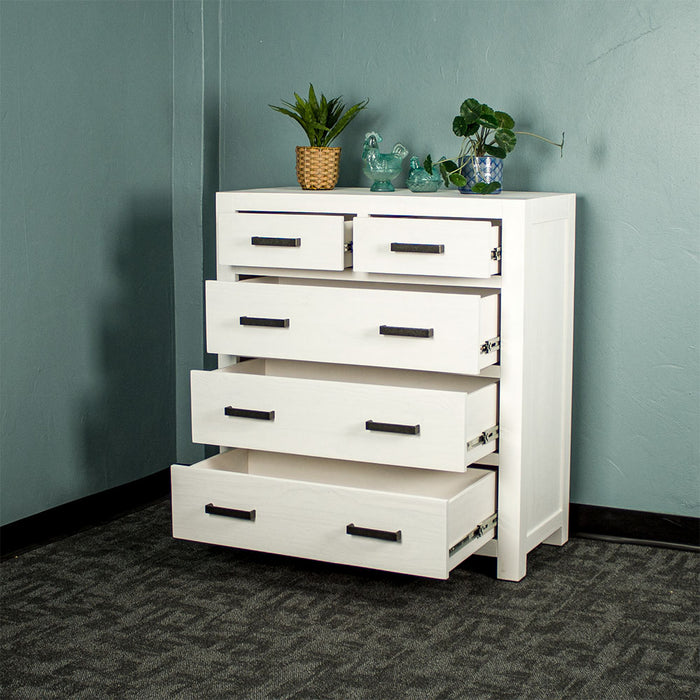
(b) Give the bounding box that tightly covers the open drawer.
[217,211,352,270]
[206,278,500,375]
[191,359,498,471]
[171,449,497,579]
[353,215,500,278]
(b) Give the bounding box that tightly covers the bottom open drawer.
[171,449,496,579]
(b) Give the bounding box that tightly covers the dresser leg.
[496,549,527,582]
[543,525,568,546]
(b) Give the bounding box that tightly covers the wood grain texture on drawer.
[353,216,500,278]
[217,212,351,270]
[171,450,497,579]
[190,360,498,471]
[206,279,499,375]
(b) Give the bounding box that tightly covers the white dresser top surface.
[222,187,569,200]
[217,188,575,220]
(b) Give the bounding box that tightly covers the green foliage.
[270,84,369,148]
[424,98,564,191]
[450,99,517,159]
[437,160,464,188]
[471,181,502,194]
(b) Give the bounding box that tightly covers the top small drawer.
[218,212,351,271]
[353,216,500,278]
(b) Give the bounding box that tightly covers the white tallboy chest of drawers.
[171,188,576,581]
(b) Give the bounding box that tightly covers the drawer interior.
[221,358,497,393]
[193,449,493,501]
[240,275,499,298]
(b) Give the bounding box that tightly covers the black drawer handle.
[379,325,434,338]
[346,524,402,542]
[365,420,420,435]
[240,316,290,328]
[224,406,275,421]
[390,242,445,254]
[205,503,256,521]
[251,236,301,247]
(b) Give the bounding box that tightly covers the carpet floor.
[1,499,698,699]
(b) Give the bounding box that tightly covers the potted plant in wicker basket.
[270,84,369,190]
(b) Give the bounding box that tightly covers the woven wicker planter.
[295,146,341,190]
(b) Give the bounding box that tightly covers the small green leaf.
[302,101,314,126]
[495,111,515,129]
[319,95,328,129]
[269,105,299,120]
[452,116,468,137]
[485,144,507,159]
[494,129,516,152]
[472,181,501,194]
[450,172,468,188]
[464,122,480,137]
[327,97,342,122]
[310,120,332,132]
[323,98,369,145]
[294,92,306,113]
[439,163,451,188]
[308,84,319,114]
[423,154,433,175]
[460,98,482,122]
[279,99,304,118]
[477,113,498,129]
[270,105,314,144]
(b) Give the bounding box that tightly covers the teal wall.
[172,0,221,466]
[220,0,699,517]
[1,1,176,526]
[1,1,697,526]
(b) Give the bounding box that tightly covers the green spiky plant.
[270,84,369,147]
[425,98,564,194]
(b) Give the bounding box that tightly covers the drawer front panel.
[206,280,499,374]
[171,451,497,579]
[354,216,500,278]
[217,212,350,270]
[172,465,443,578]
[190,364,498,471]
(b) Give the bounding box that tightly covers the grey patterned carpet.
[1,499,698,700]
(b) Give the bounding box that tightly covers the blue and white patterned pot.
[457,156,503,194]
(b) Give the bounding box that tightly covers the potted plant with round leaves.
[425,98,564,194]
[270,84,369,190]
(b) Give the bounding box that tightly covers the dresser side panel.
[521,200,575,545]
